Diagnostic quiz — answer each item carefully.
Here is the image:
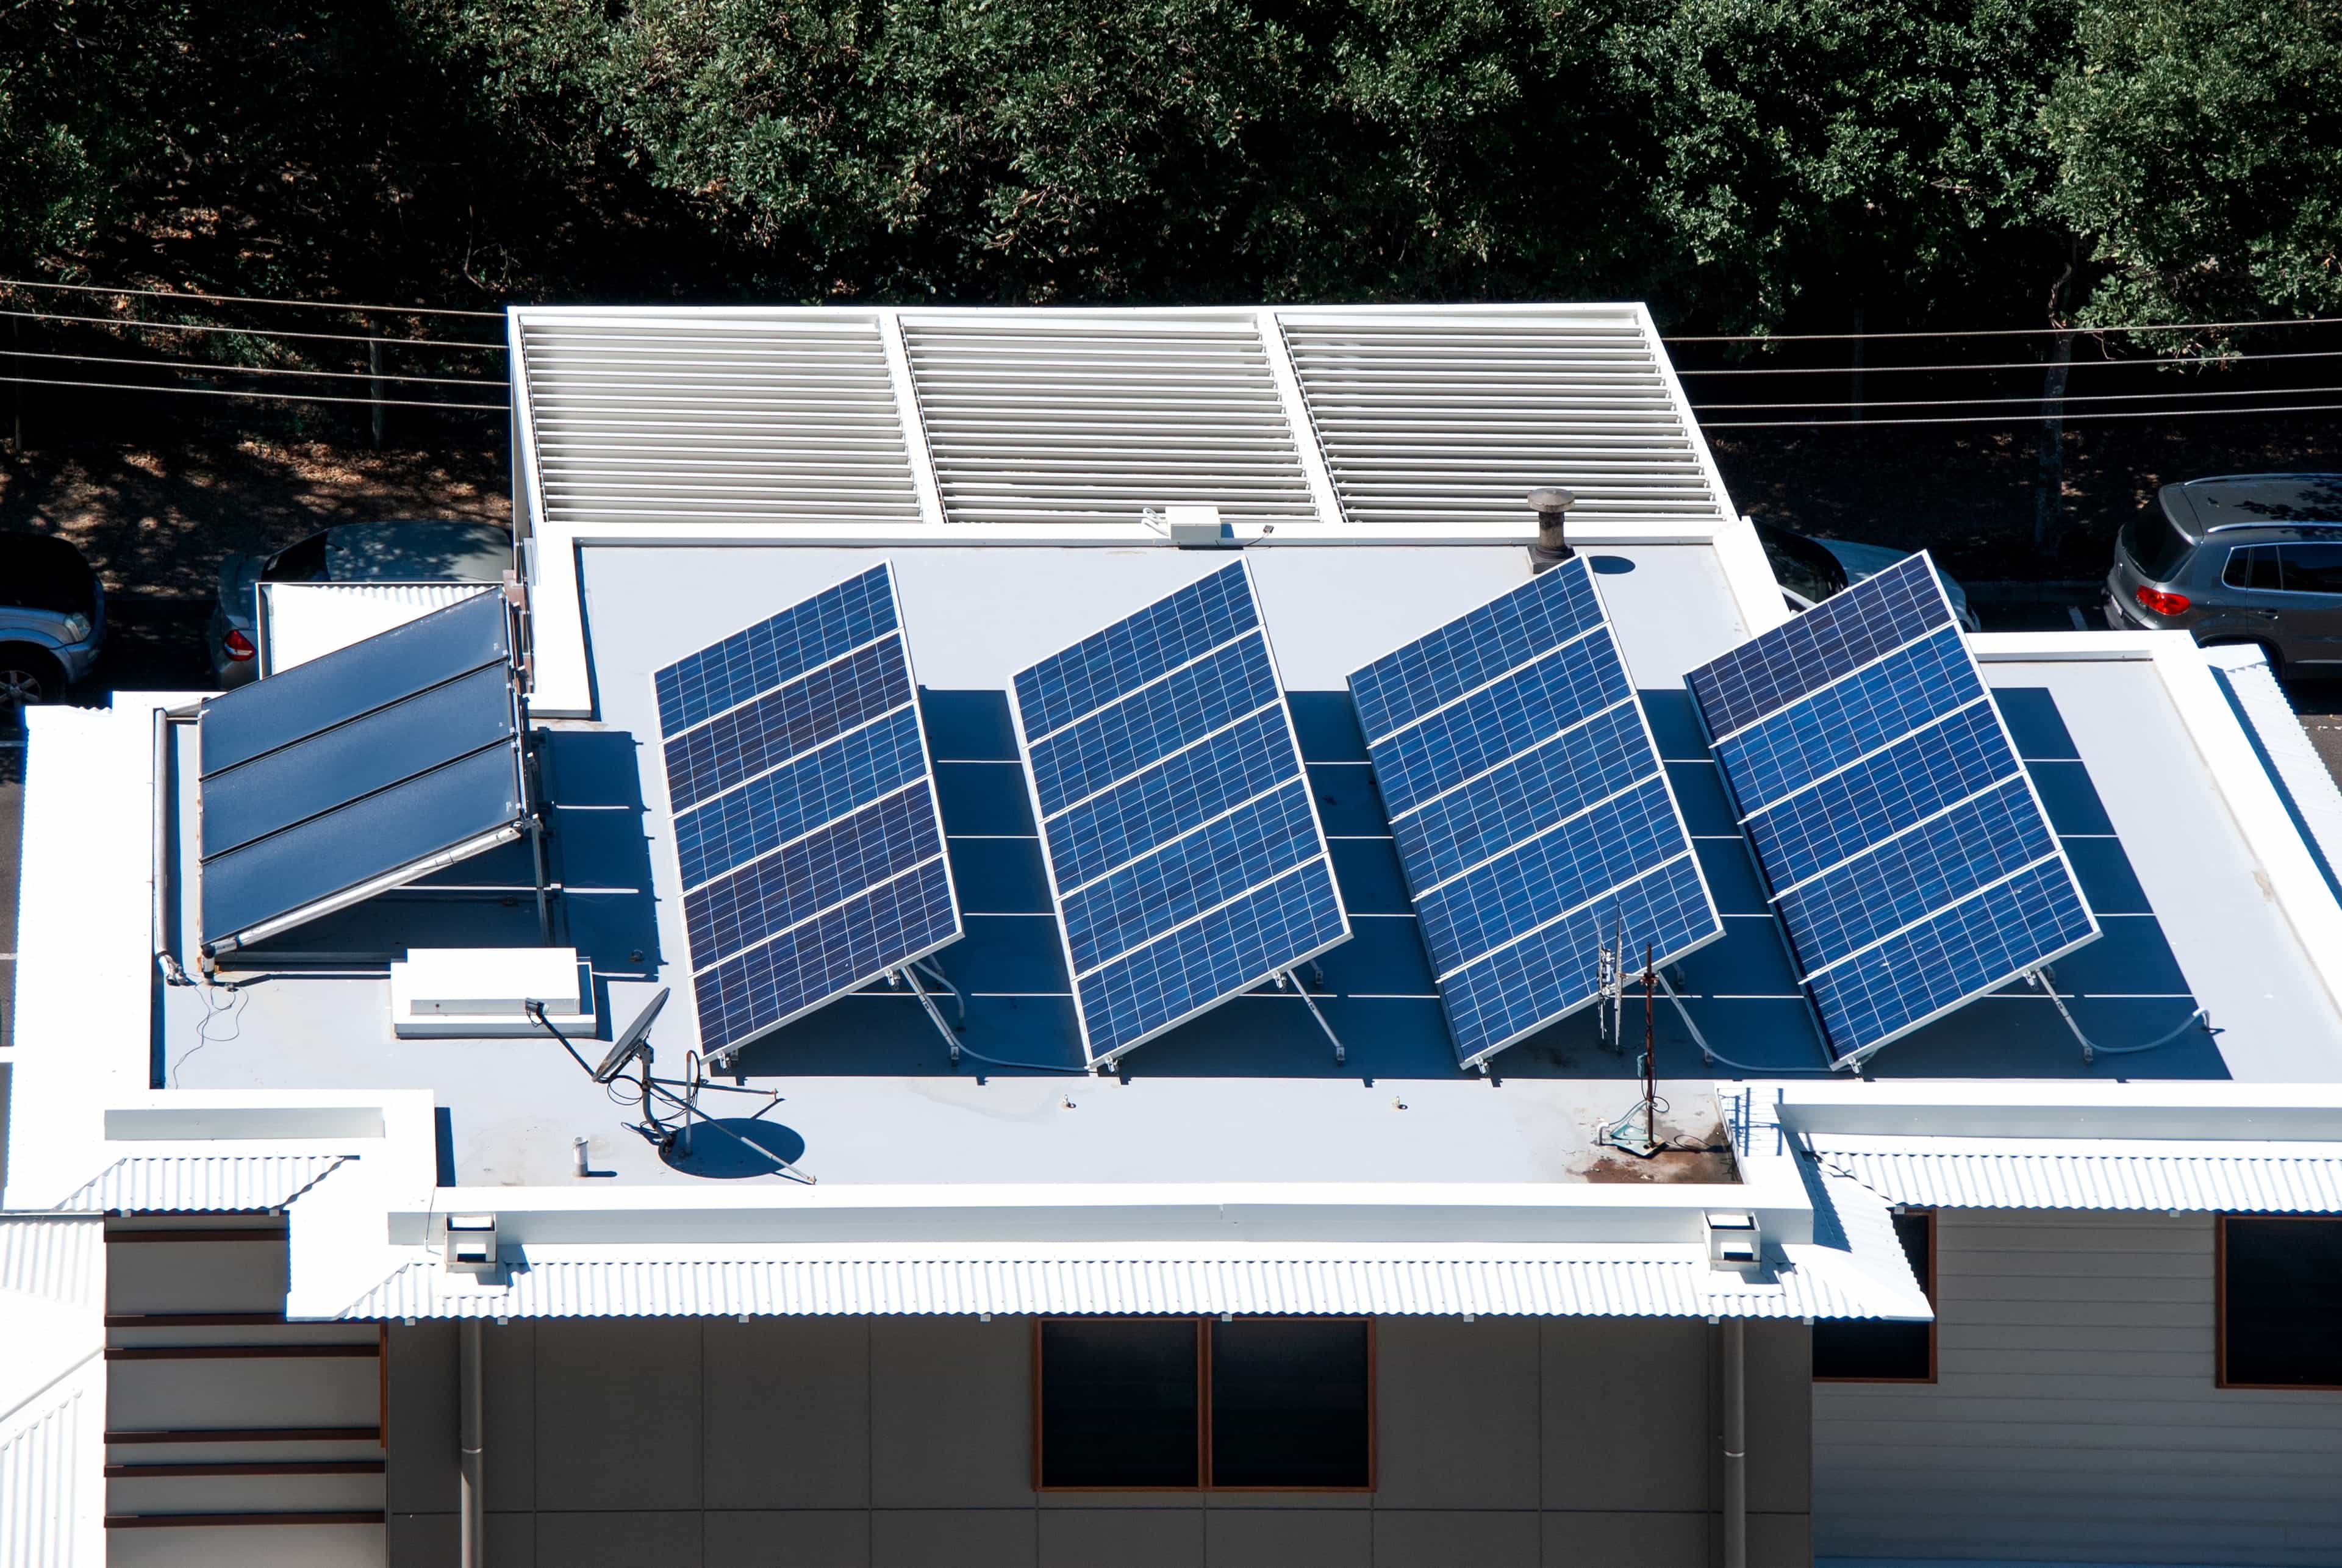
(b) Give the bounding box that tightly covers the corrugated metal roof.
[0,1217,102,1311]
[0,1357,102,1568]
[518,314,925,528]
[53,1154,352,1214]
[336,1242,1913,1322]
[259,581,493,675]
[1810,1136,2342,1211]
[1278,307,1726,527]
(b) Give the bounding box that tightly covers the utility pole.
[369,336,386,450]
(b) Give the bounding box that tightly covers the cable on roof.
[0,304,503,350]
[1664,314,2342,345]
[2027,972,2211,1064]
[0,345,507,389]
[948,1040,1089,1075]
[0,275,504,320]
[0,373,506,411]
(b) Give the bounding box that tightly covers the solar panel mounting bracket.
[1274,968,1347,1065]
[894,960,965,1061]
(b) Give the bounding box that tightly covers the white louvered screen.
[520,315,923,526]
[900,312,1319,527]
[1277,309,1726,526]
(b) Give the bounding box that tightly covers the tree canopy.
[1,0,2335,335]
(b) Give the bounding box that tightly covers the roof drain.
[1527,487,1577,571]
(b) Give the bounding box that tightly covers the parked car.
[209,520,514,687]
[2104,473,2342,673]
[1754,520,1980,632]
[0,532,104,715]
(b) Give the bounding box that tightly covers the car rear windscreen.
[0,536,97,615]
[2120,510,2194,581]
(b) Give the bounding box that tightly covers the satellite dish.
[593,987,670,1084]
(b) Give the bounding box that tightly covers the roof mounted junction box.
[390,947,596,1039]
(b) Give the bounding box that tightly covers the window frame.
[1813,1207,1938,1386]
[1031,1315,1377,1494]
[2215,1213,2342,1392]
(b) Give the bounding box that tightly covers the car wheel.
[0,645,65,714]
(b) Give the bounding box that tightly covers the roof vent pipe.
[1527,487,1577,571]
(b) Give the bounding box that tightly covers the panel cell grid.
[1012,561,1347,1065]
[1685,549,2096,1064]
[656,563,959,1056]
[1349,559,1722,1067]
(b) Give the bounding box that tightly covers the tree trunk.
[2033,258,2078,551]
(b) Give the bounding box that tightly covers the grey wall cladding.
[386,1314,1810,1568]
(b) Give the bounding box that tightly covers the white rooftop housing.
[4,302,2341,1568]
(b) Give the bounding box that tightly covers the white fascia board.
[1764,1077,2342,1140]
[1,703,165,1209]
[2148,636,2342,1051]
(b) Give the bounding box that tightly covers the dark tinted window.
[263,534,329,583]
[1755,521,1848,606]
[1209,1319,1372,1488]
[2277,543,2342,595]
[2122,509,2196,581]
[0,534,96,615]
[2221,1217,2342,1387]
[1814,1211,1935,1380]
[2224,545,2280,590]
[1037,1319,1199,1487]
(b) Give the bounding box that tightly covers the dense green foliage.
[1,0,2335,334]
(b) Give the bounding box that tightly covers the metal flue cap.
[1527,486,1577,570]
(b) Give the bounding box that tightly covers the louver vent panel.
[901,314,1318,527]
[520,318,923,526]
[1279,310,1725,527]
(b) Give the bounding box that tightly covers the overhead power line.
[0,275,503,320]
[0,373,506,412]
[0,304,502,351]
[1675,346,2342,376]
[1665,313,2342,344]
[1700,400,2342,429]
[0,345,507,390]
[1693,382,2342,414]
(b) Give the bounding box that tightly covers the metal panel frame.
[1008,556,1350,1069]
[1349,558,1724,1069]
[196,595,534,958]
[1688,553,2099,1068]
[653,558,963,1058]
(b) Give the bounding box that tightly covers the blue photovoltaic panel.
[1685,550,2096,1064]
[1012,560,1348,1065]
[656,564,897,736]
[1349,559,1722,1067]
[654,563,959,1056]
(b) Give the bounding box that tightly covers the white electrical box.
[390,947,596,1039]
[1165,504,1227,546]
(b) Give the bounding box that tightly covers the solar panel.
[1012,560,1348,1066]
[196,590,529,956]
[653,563,960,1057]
[1349,559,1722,1068]
[1686,551,2097,1064]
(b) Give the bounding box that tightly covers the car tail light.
[223,628,256,660]
[2134,584,2191,617]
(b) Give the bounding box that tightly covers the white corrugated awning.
[1809,1135,2342,1212]
[257,581,494,675]
[54,1154,352,1214]
[335,1233,1928,1323]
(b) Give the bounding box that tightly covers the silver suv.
[2105,473,2342,672]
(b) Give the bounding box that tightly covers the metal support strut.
[1278,969,1347,1065]
[898,961,965,1061]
